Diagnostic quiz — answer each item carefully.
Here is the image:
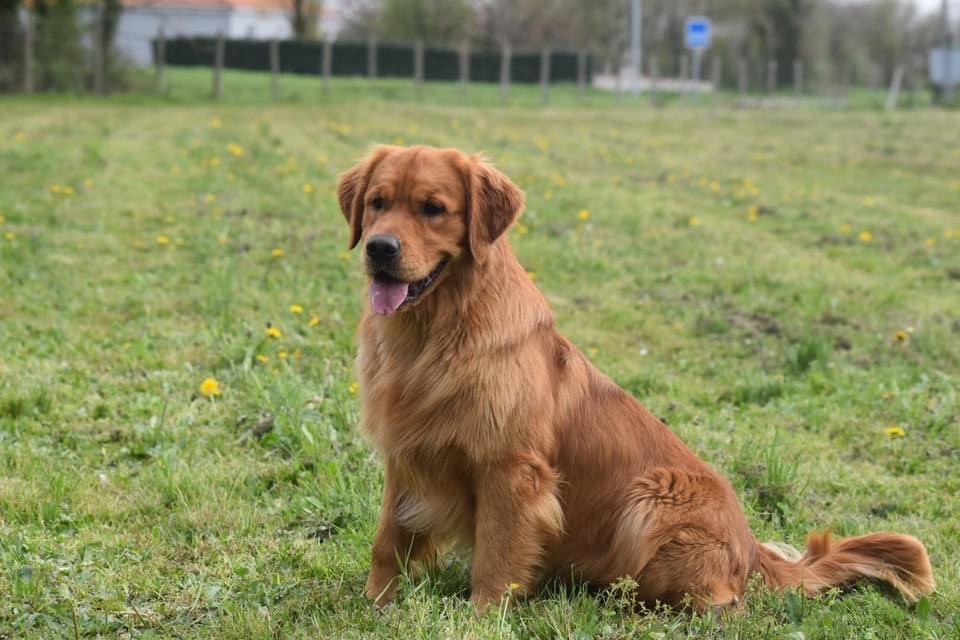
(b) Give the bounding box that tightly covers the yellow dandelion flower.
[62,186,75,196]
[83,178,93,189]
[893,330,908,343]
[881,390,896,400]
[338,251,351,261]
[217,236,230,246]
[205,193,216,204]
[884,426,906,438]
[862,197,876,207]
[688,216,701,227]
[858,230,872,243]
[4,231,15,241]
[348,382,359,395]
[317,154,329,165]
[226,142,245,157]
[526,271,537,280]
[514,222,529,236]
[50,184,62,194]
[302,183,314,194]
[839,223,851,236]
[393,136,406,146]
[508,582,520,591]
[709,181,721,193]
[256,354,269,363]
[747,205,759,222]
[277,350,288,359]
[199,377,221,397]
[543,190,553,200]
[289,304,304,314]
[577,209,591,221]
[209,156,221,167]
[271,247,284,258]
[13,132,27,143]
[308,314,320,327]
[925,238,936,248]
[209,116,222,128]
[156,235,170,245]
[265,326,282,339]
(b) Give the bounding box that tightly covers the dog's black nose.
[366,235,401,261]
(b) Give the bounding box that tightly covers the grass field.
[1,70,959,639]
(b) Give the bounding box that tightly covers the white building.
[115,0,343,65]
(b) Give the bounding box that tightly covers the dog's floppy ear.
[337,146,394,249]
[467,155,525,263]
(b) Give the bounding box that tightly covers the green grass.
[1,69,959,638]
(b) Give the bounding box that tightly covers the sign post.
[684,16,712,93]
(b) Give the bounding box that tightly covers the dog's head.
[337,145,524,316]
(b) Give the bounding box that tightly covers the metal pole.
[540,47,551,106]
[270,39,279,100]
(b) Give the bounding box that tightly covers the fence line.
[0,12,945,109]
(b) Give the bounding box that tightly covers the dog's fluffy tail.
[757,531,934,601]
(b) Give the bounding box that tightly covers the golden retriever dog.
[337,144,935,612]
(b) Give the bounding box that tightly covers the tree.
[0,0,22,91]
[292,0,322,39]
[379,0,472,43]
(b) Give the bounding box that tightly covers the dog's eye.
[423,201,445,216]
[370,197,385,210]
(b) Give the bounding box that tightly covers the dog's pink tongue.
[369,280,409,315]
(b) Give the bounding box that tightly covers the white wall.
[228,8,291,40]
[116,8,231,65]
[115,7,295,66]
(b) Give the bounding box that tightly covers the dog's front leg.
[469,453,563,610]
[364,462,431,606]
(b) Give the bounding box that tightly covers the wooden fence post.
[322,38,332,96]
[793,58,803,95]
[23,13,34,94]
[577,49,587,96]
[458,41,469,99]
[648,55,658,103]
[885,65,904,111]
[155,23,166,94]
[539,47,551,106]
[93,3,105,95]
[270,39,280,100]
[766,59,777,94]
[413,39,424,100]
[367,36,377,86]
[499,42,511,102]
[737,57,747,95]
[212,32,224,99]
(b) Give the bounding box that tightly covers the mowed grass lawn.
[1,73,959,638]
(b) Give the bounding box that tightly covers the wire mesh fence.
[0,9,950,110]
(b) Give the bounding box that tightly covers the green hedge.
[157,38,590,84]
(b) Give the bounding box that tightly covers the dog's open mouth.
[369,259,449,316]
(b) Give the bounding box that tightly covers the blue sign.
[684,16,712,50]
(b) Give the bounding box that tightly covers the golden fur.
[337,145,935,611]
